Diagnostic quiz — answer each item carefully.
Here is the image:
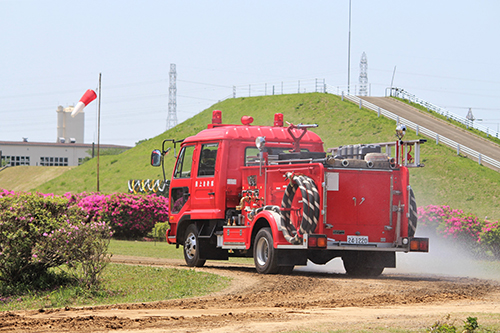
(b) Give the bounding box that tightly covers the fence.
[341,93,500,171]
[226,78,327,99]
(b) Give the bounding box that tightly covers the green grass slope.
[0,166,74,192]
[34,93,500,220]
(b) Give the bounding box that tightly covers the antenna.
[166,63,178,130]
[359,52,368,96]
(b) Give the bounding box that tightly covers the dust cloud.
[295,234,500,281]
[387,233,500,281]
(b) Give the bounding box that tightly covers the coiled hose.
[280,173,320,245]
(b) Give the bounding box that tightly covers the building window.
[1,155,30,166]
[40,157,68,166]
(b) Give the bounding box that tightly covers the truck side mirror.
[151,149,162,167]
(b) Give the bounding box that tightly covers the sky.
[1,0,500,146]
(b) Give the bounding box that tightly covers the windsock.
[71,89,97,117]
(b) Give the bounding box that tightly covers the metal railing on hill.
[341,93,500,171]
[386,87,500,139]
[224,78,327,100]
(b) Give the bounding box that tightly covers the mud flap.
[276,249,307,266]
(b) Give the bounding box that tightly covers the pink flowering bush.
[65,192,169,239]
[480,220,500,259]
[0,189,169,288]
[0,191,112,286]
[418,205,500,259]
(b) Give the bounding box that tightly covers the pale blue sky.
[1,0,499,145]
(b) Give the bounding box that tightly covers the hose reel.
[280,172,320,245]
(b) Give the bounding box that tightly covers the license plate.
[347,235,369,244]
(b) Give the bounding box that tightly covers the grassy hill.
[0,166,75,192]
[30,93,500,220]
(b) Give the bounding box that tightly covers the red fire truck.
[151,110,429,275]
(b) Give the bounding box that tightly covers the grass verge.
[108,239,254,264]
[0,263,230,311]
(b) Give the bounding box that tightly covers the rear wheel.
[253,228,279,274]
[408,188,418,237]
[183,224,206,267]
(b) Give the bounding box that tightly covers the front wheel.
[183,224,206,267]
[253,228,279,274]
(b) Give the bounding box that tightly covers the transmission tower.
[466,108,475,122]
[359,52,368,96]
[166,63,178,130]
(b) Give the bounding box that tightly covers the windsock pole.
[97,73,102,192]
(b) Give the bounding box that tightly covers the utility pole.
[347,0,352,94]
[359,52,368,96]
[166,64,178,130]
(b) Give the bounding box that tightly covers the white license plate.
[347,235,369,244]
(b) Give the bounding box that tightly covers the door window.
[198,143,218,176]
[171,187,189,214]
[173,146,195,178]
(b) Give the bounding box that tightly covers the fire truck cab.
[152,110,428,275]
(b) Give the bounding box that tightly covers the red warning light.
[274,113,284,127]
[212,110,222,124]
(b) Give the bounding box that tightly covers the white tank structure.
[56,105,84,143]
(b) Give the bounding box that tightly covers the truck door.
[326,169,393,243]
[191,143,220,218]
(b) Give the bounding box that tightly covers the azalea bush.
[0,189,169,289]
[0,191,112,287]
[65,192,169,239]
[480,220,500,259]
[418,205,500,259]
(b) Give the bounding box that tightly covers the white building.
[0,105,131,167]
[57,105,84,144]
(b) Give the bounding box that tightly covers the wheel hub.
[255,237,269,266]
[185,232,197,259]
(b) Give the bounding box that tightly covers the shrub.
[151,222,170,241]
[418,204,500,259]
[480,220,500,260]
[66,193,169,239]
[0,192,112,287]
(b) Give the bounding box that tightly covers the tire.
[342,253,384,277]
[408,188,418,238]
[183,224,206,267]
[253,228,279,274]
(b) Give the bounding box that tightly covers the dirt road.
[1,256,500,332]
